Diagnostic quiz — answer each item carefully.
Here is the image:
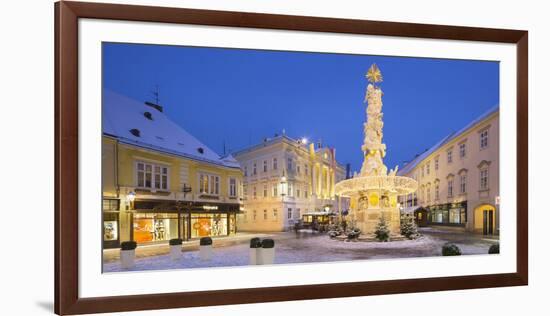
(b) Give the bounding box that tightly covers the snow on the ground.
[104,229,498,273]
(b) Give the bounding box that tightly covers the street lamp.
[279,175,288,199]
[126,191,136,211]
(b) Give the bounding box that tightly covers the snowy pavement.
[103,228,499,273]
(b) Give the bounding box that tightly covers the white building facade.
[233,135,348,232]
[398,106,499,235]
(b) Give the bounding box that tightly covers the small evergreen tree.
[374,216,390,242]
[400,215,419,240]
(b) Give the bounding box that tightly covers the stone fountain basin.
[334,175,418,197]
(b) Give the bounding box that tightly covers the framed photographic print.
[55,1,528,315]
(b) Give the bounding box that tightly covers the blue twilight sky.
[103,43,499,172]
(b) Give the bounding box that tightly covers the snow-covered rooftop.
[397,105,499,176]
[102,90,240,169]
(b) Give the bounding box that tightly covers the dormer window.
[197,147,204,154]
[143,111,153,120]
[129,128,141,137]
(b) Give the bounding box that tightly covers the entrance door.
[483,209,494,235]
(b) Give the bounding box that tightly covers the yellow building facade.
[398,106,499,235]
[102,91,243,248]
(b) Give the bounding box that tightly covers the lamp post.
[178,184,193,241]
[125,191,136,243]
[126,191,136,211]
[279,173,288,200]
[279,172,289,228]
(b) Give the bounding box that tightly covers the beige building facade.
[398,106,499,235]
[233,135,348,232]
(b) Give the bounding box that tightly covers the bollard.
[120,241,137,269]
[259,239,275,265]
[249,237,262,265]
[199,237,213,261]
[169,238,183,260]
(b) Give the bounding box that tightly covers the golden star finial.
[366,63,383,84]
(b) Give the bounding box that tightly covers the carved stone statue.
[360,66,388,177]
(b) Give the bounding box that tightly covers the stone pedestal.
[353,207,401,235]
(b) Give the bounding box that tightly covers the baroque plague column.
[335,64,417,236]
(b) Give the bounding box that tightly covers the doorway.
[474,204,496,235]
[482,209,494,235]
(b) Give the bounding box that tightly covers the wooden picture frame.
[55,1,528,315]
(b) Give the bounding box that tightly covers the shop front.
[427,201,467,226]
[131,200,239,244]
[102,198,121,249]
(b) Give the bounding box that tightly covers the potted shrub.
[199,237,213,260]
[488,243,500,254]
[249,237,262,265]
[442,243,462,256]
[120,241,137,268]
[259,238,275,265]
[169,238,183,260]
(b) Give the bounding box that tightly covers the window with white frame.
[253,162,257,175]
[435,157,439,170]
[447,148,453,163]
[243,185,248,198]
[426,161,430,175]
[305,189,308,198]
[263,160,267,172]
[263,184,268,198]
[272,157,278,170]
[435,182,440,200]
[272,184,278,197]
[273,209,278,220]
[287,158,292,171]
[287,208,292,219]
[459,142,467,158]
[229,178,237,197]
[447,179,454,197]
[136,161,169,190]
[480,168,489,190]
[297,165,301,174]
[253,186,257,199]
[426,184,431,202]
[460,174,467,194]
[253,210,257,221]
[480,129,489,149]
[288,182,293,197]
[199,173,219,195]
[296,188,301,198]
[305,164,309,175]
[296,208,301,219]
[263,210,268,220]
[244,166,247,177]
